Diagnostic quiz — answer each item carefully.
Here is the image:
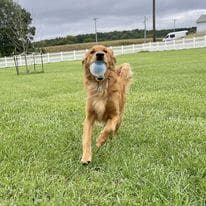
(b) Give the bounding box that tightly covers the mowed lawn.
[0,48,206,205]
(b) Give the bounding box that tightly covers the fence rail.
[1,36,206,69]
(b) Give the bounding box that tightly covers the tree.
[0,0,35,56]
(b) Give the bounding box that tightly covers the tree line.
[34,27,196,48]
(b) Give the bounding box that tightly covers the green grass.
[0,48,206,205]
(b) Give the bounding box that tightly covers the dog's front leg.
[96,115,120,147]
[81,115,95,164]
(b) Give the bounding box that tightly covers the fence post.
[182,38,185,49]
[61,52,63,61]
[173,40,176,50]
[142,43,145,51]
[164,41,167,50]
[47,53,50,63]
[19,55,23,66]
[193,37,196,48]
[33,53,36,72]
[149,42,152,51]
[121,45,124,55]
[73,50,76,60]
[4,57,8,67]
[204,36,206,47]
[156,42,159,51]
[132,44,135,53]
[40,52,44,72]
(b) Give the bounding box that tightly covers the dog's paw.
[96,142,102,148]
[81,159,91,165]
[81,155,91,165]
[96,138,105,147]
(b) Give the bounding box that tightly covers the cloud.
[16,0,206,40]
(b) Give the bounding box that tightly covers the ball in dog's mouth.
[89,61,106,81]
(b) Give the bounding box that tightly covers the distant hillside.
[33,27,196,50]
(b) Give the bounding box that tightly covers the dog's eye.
[103,49,107,53]
[90,50,95,54]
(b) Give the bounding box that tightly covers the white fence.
[0,36,206,69]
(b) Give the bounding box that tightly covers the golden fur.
[81,45,132,164]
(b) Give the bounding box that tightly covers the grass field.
[0,48,206,205]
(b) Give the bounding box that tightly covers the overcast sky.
[16,0,206,41]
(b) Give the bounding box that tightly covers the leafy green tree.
[0,0,35,56]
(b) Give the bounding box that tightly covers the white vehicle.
[163,30,188,41]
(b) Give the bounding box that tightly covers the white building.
[196,15,206,33]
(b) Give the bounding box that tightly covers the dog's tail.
[117,63,133,89]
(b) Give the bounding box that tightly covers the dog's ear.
[107,47,116,64]
[112,55,116,64]
[107,47,113,55]
[82,53,88,66]
[82,49,91,66]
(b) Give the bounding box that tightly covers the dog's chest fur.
[88,81,109,121]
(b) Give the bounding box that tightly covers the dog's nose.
[96,77,104,81]
[96,52,104,60]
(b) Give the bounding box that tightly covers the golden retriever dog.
[81,45,132,164]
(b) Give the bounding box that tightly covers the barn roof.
[197,15,206,23]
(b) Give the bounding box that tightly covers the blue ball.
[90,61,106,78]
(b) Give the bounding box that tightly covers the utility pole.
[152,0,156,42]
[173,19,176,32]
[144,16,147,43]
[93,18,98,43]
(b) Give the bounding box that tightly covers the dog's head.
[82,45,116,81]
